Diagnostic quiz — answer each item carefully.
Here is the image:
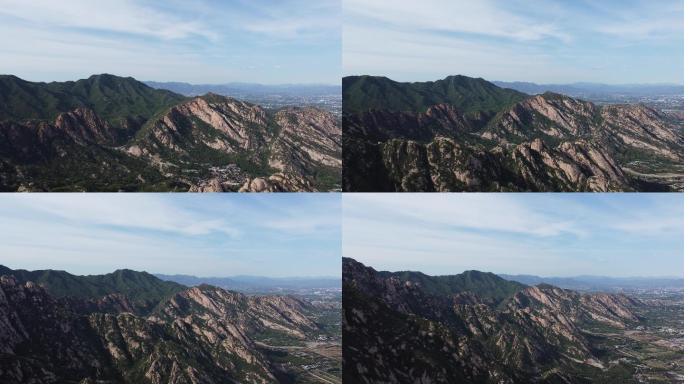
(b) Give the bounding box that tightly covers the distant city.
[494,81,684,122]
[146,81,342,117]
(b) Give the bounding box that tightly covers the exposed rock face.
[345,103,471,142]
[343,258,642,383]
[238,173,315,192]
[344,78,684,192]
[512,138,629,192]
[354,135,631,192]
[126,96,340,192]
[54,108,119,145]
[0,75,341,192]
[270,107,342,174]
[0,276,117,383]
[132,95,270,157]
[0,274,321,383]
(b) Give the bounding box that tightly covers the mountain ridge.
[501,273,684,291]
[0,74,341,191]
[156,273,341,288]
[0,265,340,383]
[343,257,642,383]
[493,80,684,97]
[145,80,341,97]
[0,264,186,315]
[343,75,526,116]
[343,74,684,192]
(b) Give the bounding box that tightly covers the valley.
[578,291,684,383]
[144,82,342,118]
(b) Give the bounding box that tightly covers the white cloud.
[3,194,241,237]
[0,194,341,276]
[342,194,684,277]
[344,0,568,42]
[592,1,684,40]
[238,0,340,40]
[343,23,585,82]
[0,0,216,41]
[343,194,584,238]
[343,0,684,83]
[0,0,341,83]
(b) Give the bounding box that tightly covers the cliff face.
[126,94,341,192]
[342,258,642,384]
[0,273,323,384]
[343,77,684,192]
[0,75,341,192]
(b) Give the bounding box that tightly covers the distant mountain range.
[0,74,341,192]
[0,265,340,383]
[343,257,643,383]
[343,74,684,192]
[146,81,341,97]
[493,81,684,97]
[155,273,341,292]
[500,274,684,291]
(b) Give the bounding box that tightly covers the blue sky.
[0,194,340,277]
[343,194,684,277]
[344,0,684,84]
[0,0,340,84]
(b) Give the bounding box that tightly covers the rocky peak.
[1,272,330,383]
[0,274,17,286]
[174,96,269,149]
[270,108,342,174]
[238,173,316,192]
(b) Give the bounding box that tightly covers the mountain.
[156,273,341,292]
[0,74,184,127]
[343,75,525,116]
[373,268,524,304]
[343,258,642,383]
[0,74,341,191]
[0,265,185,314]
[343,75,684,192]
[146,81,341,97]
[0,266,341,383]
[493,81,684,98]
[501,274,684,292]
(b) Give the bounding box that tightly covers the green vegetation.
[253,329,306,347]
[0,74,341,191]
[0,265,185,310]
[379,268,526,303]
[0,74,185,125]
[312,165,342,191]
[343,75,526,115]
[5,143,184,192]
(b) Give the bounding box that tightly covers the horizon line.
[0,264,340,280]
[0,73,341,88]
[342,73,684,87]
[346,259,684,280]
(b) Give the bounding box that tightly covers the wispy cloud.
[344,0,684,84]
[345,0,568,42]
[0,194,341,277]
[0,0,216,41]
[0,0,341,84]
[344,194,585,237]
[594,1,684,41]
[3,194,241,237]
[238,0,340,40]
[343,194,684,277]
